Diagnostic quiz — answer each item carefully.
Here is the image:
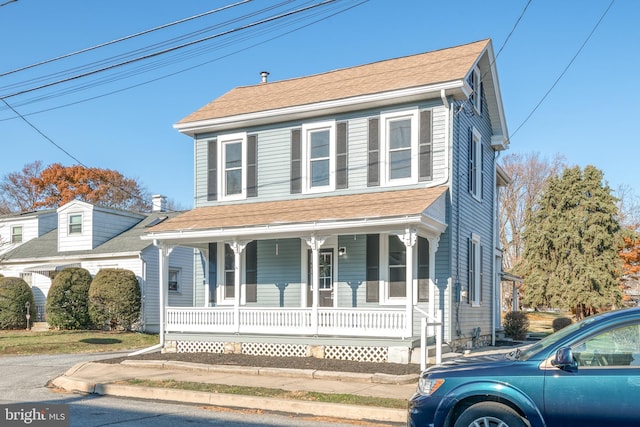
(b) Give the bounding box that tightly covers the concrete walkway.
[52,359,419,424]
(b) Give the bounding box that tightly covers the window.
[468,127,482,199]
[302,121,335,193]
[388,234,407,299]
[380,109,419,185]
[468,234,482,306]
[573,322,640,367]
[168,268,180,292]
[417,237,429,302]
[468,66,481,113]
[11,225,22,243]
[69,214,82,234]
[218,133,247,200]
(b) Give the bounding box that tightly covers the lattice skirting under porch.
[171,340,390,363]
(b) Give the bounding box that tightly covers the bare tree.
[615,184,640,233]
[498,152,566,271]
[0,161,45,213]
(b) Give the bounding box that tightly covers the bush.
[503,311,530,341]
[552,316,572,332]
[89,269,141,331]
[0,277,35,330]
[46,267,93,330]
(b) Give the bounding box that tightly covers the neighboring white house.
[143,39,511,364]
[0,196,194,333]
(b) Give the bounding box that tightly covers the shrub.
[46,267,93,330]
[503,311,530,341]
[552,316,573,332]
[89,269,141,331]
[0,277,35,330]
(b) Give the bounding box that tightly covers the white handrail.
[415,307,442,370]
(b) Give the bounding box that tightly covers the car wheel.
[454,402,527,427]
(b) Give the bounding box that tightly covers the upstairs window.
[69,214,82,234]
[216,133,248,201]
[11,225,22,243]
[380,109,420,186]
[468,66,482,113]
[302,121,336,193]
[468,127,483,199]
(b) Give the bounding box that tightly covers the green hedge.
[46,267,93,330]
[0,277,35,330]
[89,269,141,331]
[503,311,530,341]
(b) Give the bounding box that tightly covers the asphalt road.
[0,353,387,427]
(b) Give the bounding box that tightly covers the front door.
[307,249,334,307]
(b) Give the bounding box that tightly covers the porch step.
[30,322,50,332]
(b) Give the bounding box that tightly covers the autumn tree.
[0,162,151,212]
[498,152,566,271]
[520,165,622,319]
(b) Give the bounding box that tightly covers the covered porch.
[143,187,448,364]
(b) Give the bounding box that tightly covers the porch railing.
[166,306,408,338]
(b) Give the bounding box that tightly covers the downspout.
[491,151,502,346]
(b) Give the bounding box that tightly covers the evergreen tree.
[520,165,622,318]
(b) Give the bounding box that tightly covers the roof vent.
[260,71,269,84]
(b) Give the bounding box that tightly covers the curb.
[51,375,407,424]
[120,359,420,384]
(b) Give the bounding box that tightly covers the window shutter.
[208,243,217,304]
[467,238,473,304]
[366,234,380,302]
[480,81,484,115]
[419,110,433,182]
[367,118,379,187]
[467,127,474,193]
[247,134,257,198]
[479,244,484,303]
[480,143,484,200]
[336,121,348,189]
[290,129,301,194]
[207,140,218,201]
[417,236,429,302]
[245,241,257,303]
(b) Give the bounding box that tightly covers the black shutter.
[247,134,257,198]
[417,237,429,302]
[467,127,474,193]
[246,241,257,303]
[290,129,301,194]
[208,243,217,304]
[336,122,348,189]
[207,140,217,201]
[367,117,379,187]
[366,234,380,302]
[419,110,433,182]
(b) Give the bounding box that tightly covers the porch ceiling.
[143,187,448,243]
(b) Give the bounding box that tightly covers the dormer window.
[69,214,82,234]
[11,225,22,243]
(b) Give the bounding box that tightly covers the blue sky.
[0,0,637,209]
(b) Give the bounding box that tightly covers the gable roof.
[144,187,448,243]
[175,39,498,136]
[1,212,176,262]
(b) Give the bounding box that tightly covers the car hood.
[423,352,516,376]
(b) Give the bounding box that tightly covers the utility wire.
[508,0,615,141]
[0,0,251,78]
[0,0,366,121]
[0,0,338,100]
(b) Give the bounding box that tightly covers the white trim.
[380,109,420,187]
[470,233,481,307]
[470,127,482,200]
[174,81,466,135]
[218,132,247,201]
[301,120,336,194]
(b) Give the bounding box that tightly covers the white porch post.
[428,236,440,336]
[155,240,174,347]
[400,228,417,338]
[228,240,247,333]
[303,234,326,334]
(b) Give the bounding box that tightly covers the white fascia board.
[1,252,142,265]
[174,81,466,136]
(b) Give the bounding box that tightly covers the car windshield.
[513,315,599,361]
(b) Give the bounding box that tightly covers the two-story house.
[0,196,194,332]
[143,39,510,364]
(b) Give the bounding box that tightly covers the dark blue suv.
[408,307,640,427]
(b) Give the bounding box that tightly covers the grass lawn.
[0,330,159,355]
[525,310,572,338]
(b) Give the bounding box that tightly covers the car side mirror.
[551,347,578,372]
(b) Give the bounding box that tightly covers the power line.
[0,1,252,78]
[0,0,339,100]
[508,0,615,141]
